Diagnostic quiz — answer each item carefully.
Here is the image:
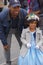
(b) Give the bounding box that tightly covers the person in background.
[18,13,43,65]
[37,0,43,34]
[29,0,40,14]
[22,0,30,13]
[0,0,27,65]
[38,0,43,13]
[28,0,30,4]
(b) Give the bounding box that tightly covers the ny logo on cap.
[14,0,18,2]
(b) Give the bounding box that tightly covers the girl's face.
[29,21,37,30]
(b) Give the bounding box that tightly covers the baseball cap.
[9,0,21,7]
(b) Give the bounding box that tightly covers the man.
[0,0,27,65]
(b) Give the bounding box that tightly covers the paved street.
[0,34,20,65]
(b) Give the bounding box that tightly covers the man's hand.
[3,45,9,51]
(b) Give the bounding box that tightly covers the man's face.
[10,6,20,18]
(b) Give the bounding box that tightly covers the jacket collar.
[26,27,40,33]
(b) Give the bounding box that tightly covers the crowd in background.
[0,0,43,65]
[20,0,43,14]
[3,0,43,14]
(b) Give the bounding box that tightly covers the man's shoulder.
[20,8,27,17]
[0,7,9,20]
[0,7,9,14]
[3,7,9,11]
[20,8,27,13]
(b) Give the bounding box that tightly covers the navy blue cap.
[9,0,21,7]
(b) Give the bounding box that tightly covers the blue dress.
[18,32,43,65]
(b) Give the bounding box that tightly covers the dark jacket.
[0,7,27,46]
[38,0,43,13]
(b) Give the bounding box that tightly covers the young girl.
[18,13,43,65]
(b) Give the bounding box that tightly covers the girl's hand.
[36,45,39,49]
[27,43,31,48]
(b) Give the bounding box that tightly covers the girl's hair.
[24,19,39,27]
[24,13,39,28]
